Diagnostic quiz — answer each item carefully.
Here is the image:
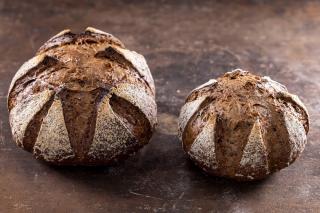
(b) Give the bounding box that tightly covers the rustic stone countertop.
[0,0,319,212]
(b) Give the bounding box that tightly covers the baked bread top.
[8,27,157,165]
[179,69,309,180]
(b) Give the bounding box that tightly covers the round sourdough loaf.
[8,27,157,165]
[178,69,309,181]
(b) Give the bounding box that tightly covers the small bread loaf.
[178,69,309,181]
[8,27,157,165]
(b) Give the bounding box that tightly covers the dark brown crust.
[181,70,309,181]
[37,30,124,55]
[39,43,151,95]
[8,28,155,165]
[214,112,254,177]
[58,88,103,160]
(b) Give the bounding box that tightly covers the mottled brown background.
[0,0,319,212]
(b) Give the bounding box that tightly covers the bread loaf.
[178,69,309,181]
[8,27,157,165]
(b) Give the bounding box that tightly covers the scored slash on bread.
[33,99,75,162]
[88,94,137,162]
[8,27,157,165]
[178,69,309,181]
[237,118,269,179]
[9,90,54,148]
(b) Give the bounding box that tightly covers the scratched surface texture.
[0,0,319,212]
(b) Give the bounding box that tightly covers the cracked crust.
[178,69,309,181]
[8,27,156,165]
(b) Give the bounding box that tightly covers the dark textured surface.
[0,0,319,212]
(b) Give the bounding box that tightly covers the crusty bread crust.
[87,94,137,164]
[8,27,156,165]
[9,89,54,148]
[178,69,309,181]
[33,99,75,163]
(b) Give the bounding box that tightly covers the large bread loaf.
[8,27,157,165]
[178,69,309,181]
